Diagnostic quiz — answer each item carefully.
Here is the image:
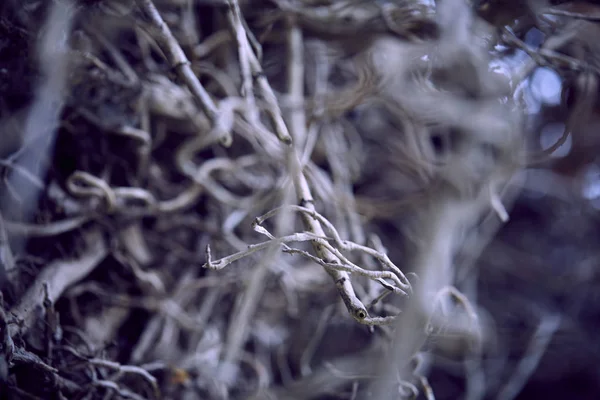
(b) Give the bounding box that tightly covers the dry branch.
[9,229,108,337]
[0,0,598,398]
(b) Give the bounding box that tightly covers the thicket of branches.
[1,0,600,399]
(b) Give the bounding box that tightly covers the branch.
[135,0,218,120]
[9,228,108,337]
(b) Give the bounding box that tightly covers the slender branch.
[135,0,218,119]
[497,314,562,400]
[283,21,368,322]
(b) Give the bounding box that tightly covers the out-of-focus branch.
[9,229,108,337]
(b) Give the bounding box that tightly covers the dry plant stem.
[119,223,153,266]
[202,15,370,321]
[225,0,260,124]
[131,313,164,363]
[255,205,410,289]
[184,155,264,207]
[67,166,209,215]
[113,126,152,176]
[135,0,218,119]
[0,159,45,190]
[3,216,92,237]
[0,214,16,278]
[283,20,367,322]
[497,314,562,400]
[94,380,147,400]
[544,7,600,21]
[279,240,405,296]
[89,358,159,398]
[371,31,520,395]
[131,267,222,362]
[2,0,75,276]
[67,171,118,211]
[194,29,232,59]
[207,221,407,302]
[112,248,164,295]
[234,2,291,145]
[72,282,201,331]
[196,62,240,98]
[268,0,405,37]
[287,23,307,149]
[253,342,384,400]
[305,39,330,118]
[145,74,210,129]
[186,279,225,346]
[204,232,326,270]
[157,184,203,213]
[299,305,334,377]
[323,123,365,246]
[433,286,479,328]
[465,352,486,400]
[7,346,83,393]
[9,228,108,337]
[415,371,435,400]
[221,189,283,251]
[82,306,130,352]
[238,351,271,392]
[219,185,294,385]
[373,196,484,397]
[84,25,138,86]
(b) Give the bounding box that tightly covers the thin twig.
[497,314,562,400]
[135,0,218,119]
